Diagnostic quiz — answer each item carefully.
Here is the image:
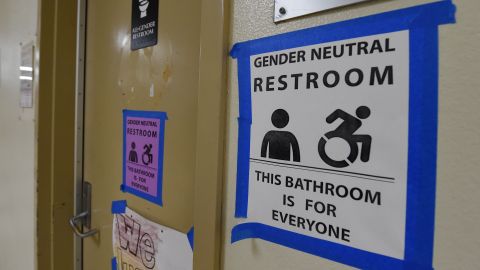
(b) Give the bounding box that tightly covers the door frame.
[73,0,87,269]
[192,0,231,268]
[36,0,78,269]
[71,0,231,269]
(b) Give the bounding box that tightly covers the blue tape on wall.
[111,200,127,214]
[111,257,118,270]
[230,1,456,269]
[235,117,252,218]
[232,223,433,270]
[404,24,440,269]
[187,227,194,250]
[122,110,168,206]
[230,1,456,59]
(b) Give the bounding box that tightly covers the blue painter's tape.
[404,24,440,269]
[122,109,168,206]
[230,1,456,269]
[111,200,127,214]
[111,257,117,270]
[235,117,251,218]
[229,1,456,59]
[187,227,194,250]
[234,54,253,218]
[232,223,433,270]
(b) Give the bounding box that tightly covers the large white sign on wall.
[248,31,409,259]
[230,1,456,269]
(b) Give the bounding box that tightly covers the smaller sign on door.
[131,0,159,50]
[113,206,193,270]
[122,110,167,205]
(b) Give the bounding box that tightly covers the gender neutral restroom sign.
[131,0,159,50]
[230,2,456,269]
[122,110,167,205]
[245,31,408,259]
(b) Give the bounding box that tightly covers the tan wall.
[222,0,480,269]
[0,0,37,269]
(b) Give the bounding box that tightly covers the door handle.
[69,211,99,238]
[69,181,98,238]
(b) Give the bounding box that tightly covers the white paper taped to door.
[112,207,193,270]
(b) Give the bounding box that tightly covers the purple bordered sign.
[122,110,167,206]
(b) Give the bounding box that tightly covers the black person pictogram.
[142,144,153,166]
[261,109,300,162]
[318,106,372,168]
[129,142,139,163]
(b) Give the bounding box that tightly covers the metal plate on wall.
[274,0,371,22]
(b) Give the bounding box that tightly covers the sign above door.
[274,0,371,22]
[131,0,159,50]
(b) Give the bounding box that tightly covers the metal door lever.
[69,211,98,238]
[69,181,98,238]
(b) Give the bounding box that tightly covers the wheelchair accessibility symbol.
[318,106,372,168]
[261,106,372,168]
[142,143,153,166]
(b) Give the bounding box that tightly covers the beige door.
[78,0,228,269]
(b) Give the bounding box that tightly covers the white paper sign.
[20,42,34,108]
[113,207,193,270]
[245,30,409,259]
